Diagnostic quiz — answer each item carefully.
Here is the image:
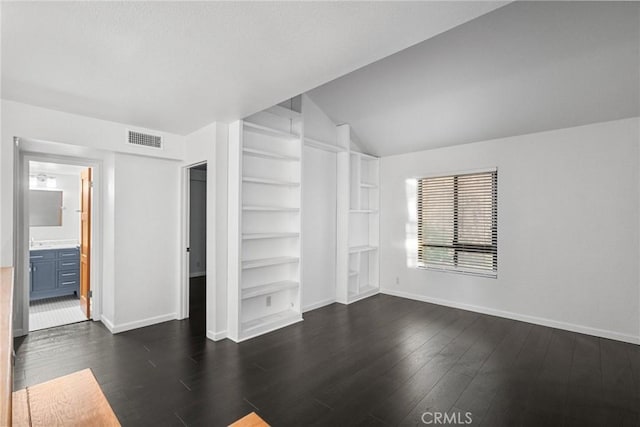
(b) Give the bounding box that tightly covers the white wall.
[380,117,640,344]
[301,94,340,311]
[189,169,207,276]
[215,123,228,338]
[113,153,181,328]
[1,100,184,265]
[1,100,185,334]
[302,146,337,311]
[29,173,81,242]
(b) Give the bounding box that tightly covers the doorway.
[27,160,93,331]
[186,163,207,334]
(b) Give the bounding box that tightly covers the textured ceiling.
[309,1,640,156]
[1,1,506,135]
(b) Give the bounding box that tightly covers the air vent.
[128,130,162,149]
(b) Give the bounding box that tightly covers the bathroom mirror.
[29,190,63,226]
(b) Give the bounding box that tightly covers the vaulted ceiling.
[1,1,506,136]
[308,1,640,156]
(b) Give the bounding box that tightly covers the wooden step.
[26,369,120,426]
[11,389,30,427]
[229,411,270,427]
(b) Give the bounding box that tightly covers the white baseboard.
[100,315,115,333]
[303,298,336,313]
[207,329,227,341]
[380,288,640,345]
[189,271,206,278]
[105,313,177,334]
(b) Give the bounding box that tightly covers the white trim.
[380,288,640,345]
[411,166,497,180]
[302,298,335,313]
[348,288,379,304]
[351,151,378,160]
[100,315,115,333]
[207,329,227,341]
[108,312,177,334]
[179,165,191,320]
[179,161,208,321]
[189,271,206,278]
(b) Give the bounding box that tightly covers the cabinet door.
[31,260,57,293]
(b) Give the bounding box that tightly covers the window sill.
[417,265,497,279]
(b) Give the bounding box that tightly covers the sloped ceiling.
[308,1,640,156]
[1,1,506,135]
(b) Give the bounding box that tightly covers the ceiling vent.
[128,130,162,149]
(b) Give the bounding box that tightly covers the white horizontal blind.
[417,170,497,276]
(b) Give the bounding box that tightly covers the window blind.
[417,170,497,276]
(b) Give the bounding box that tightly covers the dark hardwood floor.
[14,282,640,426]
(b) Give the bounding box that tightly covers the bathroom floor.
[29,296,87,332]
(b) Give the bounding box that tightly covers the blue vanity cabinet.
[30,247,80,301]
[30,258,57,294]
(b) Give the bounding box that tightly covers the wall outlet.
[396,276,400,285]
[266,296,271,307]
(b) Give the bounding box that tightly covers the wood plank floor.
[14,282,640,426]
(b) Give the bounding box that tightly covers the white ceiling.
[309,1,640,156]
[1,1,506,136]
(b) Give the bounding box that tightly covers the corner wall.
[379,117,640,343]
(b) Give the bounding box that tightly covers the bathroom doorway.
[27,161,91,331]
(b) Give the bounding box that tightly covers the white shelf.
[243,121,300,140]
[242,256,299,269]
[242,232,299,240]
[243,147,300,161]
[349,245,378,254]
[304,137,346,153]
[228,112,303,343]
[243,177,300,187]
[242,309,301,334]
[242,205,300,212]
[336,124,379,307]
[265,104,301,120]
[242,280,299,299]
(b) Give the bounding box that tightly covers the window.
[417,170,497,277]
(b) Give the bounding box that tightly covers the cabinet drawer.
[58,260,80,270]
[30,250,57,261]
[58,278,79,289]
[58,270,79,281]
[58,248,79,258]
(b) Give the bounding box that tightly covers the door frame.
[15,148,102,335]
[179,161,207,320]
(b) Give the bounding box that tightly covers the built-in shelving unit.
[227,105,303,342]
[336,124,380,304]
